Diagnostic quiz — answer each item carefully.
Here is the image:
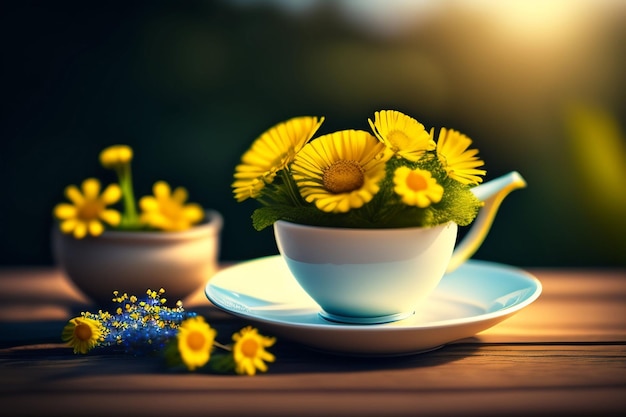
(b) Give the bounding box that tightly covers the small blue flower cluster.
[82,288,197,355]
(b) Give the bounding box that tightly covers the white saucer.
[205,255,542,356]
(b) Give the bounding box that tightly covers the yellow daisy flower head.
[291,129,388,213]
[393,167,444,208]
[139,181,204,231]
[435,127,486,185]
[232,116,325,202]
[53,178,122,239]
[99,144,133,169]
[368,110,435,162]
[232,326,276,376]
[62,316,104,354]
[176,316,217,371]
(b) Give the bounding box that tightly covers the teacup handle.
[446,171,527,273]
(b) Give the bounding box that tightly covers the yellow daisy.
[393,167,444,208]
[62,316,104,354]
[232,326,276,376]
[99,144,133,169]
[368,110,435,161]
[53,178,122,239]
[291,130,388,213]
[435,128,486,185]
[177,316,217,371]
[232,116,325,202]
[139,181,204,231]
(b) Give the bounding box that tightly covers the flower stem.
[281,169,303,206]
[117,164,139,228]
[213,340,232,352]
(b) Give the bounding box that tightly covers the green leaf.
[208,353,236,374]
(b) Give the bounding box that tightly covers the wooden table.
[0,265,624,416]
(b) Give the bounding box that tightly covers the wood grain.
[0,267,624,416]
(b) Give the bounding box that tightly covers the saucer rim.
[204,255,543,329]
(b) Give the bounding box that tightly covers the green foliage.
[208,353,237,374]
[251,151,482,231]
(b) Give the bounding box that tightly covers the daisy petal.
[60,219,78,234]
[73,222,87,239]
[101,184,122,204]
[172,187,188,204]
[100,209,121,226]
[139,196,158,211]
[182,204,204,223]
[82,178,101,199]
[65,185,84,205]
[153,181,171,200]
[88,220,104,236]
[54,204,78,220]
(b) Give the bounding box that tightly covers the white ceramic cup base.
[319,310,415,325]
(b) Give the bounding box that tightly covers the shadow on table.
[0,330,480,378]
[0,303,481,375]
[267,340,481,374]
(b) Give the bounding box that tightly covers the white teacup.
[273,171,527,324]
[274,221,457,324]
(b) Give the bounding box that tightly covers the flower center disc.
[75,323,93,341]
[79,201,104,220]
[186,331,206,351]
[406,171,428,191]
[323,160,364,194]
[241,339,258,358]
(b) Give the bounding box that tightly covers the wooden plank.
[1,343,624,416]
[2,343,625,389]
[1,388,624,417]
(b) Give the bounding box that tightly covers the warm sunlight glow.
[230,0,624,43]
[459,0,590,46]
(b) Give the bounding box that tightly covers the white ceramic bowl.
[52,210,223,306]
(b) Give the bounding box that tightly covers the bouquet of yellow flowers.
[232,110,486,230]
[53,145,205,239]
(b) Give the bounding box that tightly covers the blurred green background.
[1,0,625,267]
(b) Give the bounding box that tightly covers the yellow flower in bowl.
[233,110,487,230]
[291,129,388,213]
[53,178,122,239]
[52,145,222,307]
[139,181,205,232]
